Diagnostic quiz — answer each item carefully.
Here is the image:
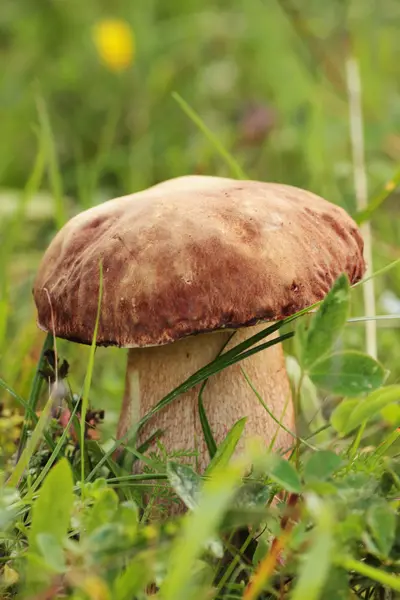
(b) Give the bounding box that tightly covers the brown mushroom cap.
[33,176,365,347]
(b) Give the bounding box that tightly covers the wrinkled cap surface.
[33,176,365,347]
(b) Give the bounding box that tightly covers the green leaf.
[309,351,385,396]
[89,522,135,557]
[113,556,153,600]
[290,496,335,600]
[84,487,119,534]
[205,417,247,476]
[36,533,65,573]
[167,462,202,510]
[367,501,396,557]
[231,482,271,508]
[25,459,74,595]
[380,403,400,426]
[320,567,349,600]
[267,456,302,493]
[293,318,308,366]
[304,481,338,496]
[336,514,364,546]
[252,537,270,568]
[335,473,380,513]
[302,274,350,370]
[330,398,360,435]
[28,458,74,554]
[0,488,19,530]
[346,384,400,433]
[161,455,247,600]
[24,553,56,593]
[221,506,271,531]
[331,385,400,436]
[118,501,139,531]
[303,450,342,483]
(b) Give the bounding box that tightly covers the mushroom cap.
[33,176,365,347]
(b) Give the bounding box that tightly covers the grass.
[1,1,400,598]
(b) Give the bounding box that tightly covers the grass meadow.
[1,1,400,598]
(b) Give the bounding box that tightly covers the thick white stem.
[117,324,294,473]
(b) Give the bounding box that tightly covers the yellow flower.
[93,19,135,72]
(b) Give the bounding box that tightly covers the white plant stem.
[346,56,377,359]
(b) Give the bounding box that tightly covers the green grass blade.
[348,314,400,324]
[353,257,400,289]
[86,431,138,483]
[80,261,103,484]
[30,399,81,493]
[205,417,247,475]
[172,91,247,180]
[0,379,38,425]
[16,333,54,460]
[106,473,168,484]
[197,386,218,460]
[355,168,400,224]
[7,389,56,487]
[197,332,235,460]
[87,429,163,482]
[240,367,316,450]
[373,428,400,459]
[338,556,400,592]
[35,93,66,229]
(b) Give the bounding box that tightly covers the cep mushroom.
[33,176,365,472]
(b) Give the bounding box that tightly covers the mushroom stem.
[117,324,294,472]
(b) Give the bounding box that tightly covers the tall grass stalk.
[346,56,377,359]
[172,92,247,180]
[80,261,103,484]
[15,333,54,460]
[35,93,67,229]
[7,389,56,488]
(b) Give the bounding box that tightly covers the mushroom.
[33,176,365,473]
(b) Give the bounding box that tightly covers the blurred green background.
[1,0,399,435]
